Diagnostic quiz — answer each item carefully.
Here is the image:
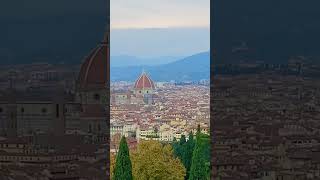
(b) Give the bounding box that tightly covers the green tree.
[197,124,201,135]
[176,135,187,158]
[110,153,115,179]
[184,132,195,179]
[172,137,179,158]
[131,140,186,180]
[113,136,133,180]
[178,135,187,159]
[189,133,210,180]
[172,134,196,179]
[180,135,187,145]
[189,146,207,180]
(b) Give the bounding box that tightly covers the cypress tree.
[178,135,187,159]
[174,135,187,159]
[172,137,179,157]
[113,136,133,180]
[197,124,201,135]
[189,146,207,180]
[184,132,195,179]
[180,135,187,145]
[189,132,210,180]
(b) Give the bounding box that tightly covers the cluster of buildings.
[212,63,320,180]
[0,32,109,179]
[110,72,210,152]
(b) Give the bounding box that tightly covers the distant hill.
[111,52,210,82]
[110,55,182,67]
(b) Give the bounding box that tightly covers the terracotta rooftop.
[78,32,109,91]
[134,72,155,90]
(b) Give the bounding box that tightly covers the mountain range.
[111,51,210,82]
[110,55,182,67]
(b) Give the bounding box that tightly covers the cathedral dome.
[134,72,155,90]
[78,32,109,91]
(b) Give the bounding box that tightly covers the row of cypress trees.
[173,125,210,180]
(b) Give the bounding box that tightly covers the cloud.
[111,0,210,29]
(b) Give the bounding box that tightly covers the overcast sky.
[110,0,210,58]
[111,0,209,29]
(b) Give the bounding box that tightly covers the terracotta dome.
[78,32,109,90]
[134,72,155,90]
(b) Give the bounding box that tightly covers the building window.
[0,108,3,113]
[21,108,25,113]
[94,94,100,101]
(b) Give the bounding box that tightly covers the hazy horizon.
[111,26,210,60]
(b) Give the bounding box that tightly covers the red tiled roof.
[78,32,109,91]
[134,72,155,90]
